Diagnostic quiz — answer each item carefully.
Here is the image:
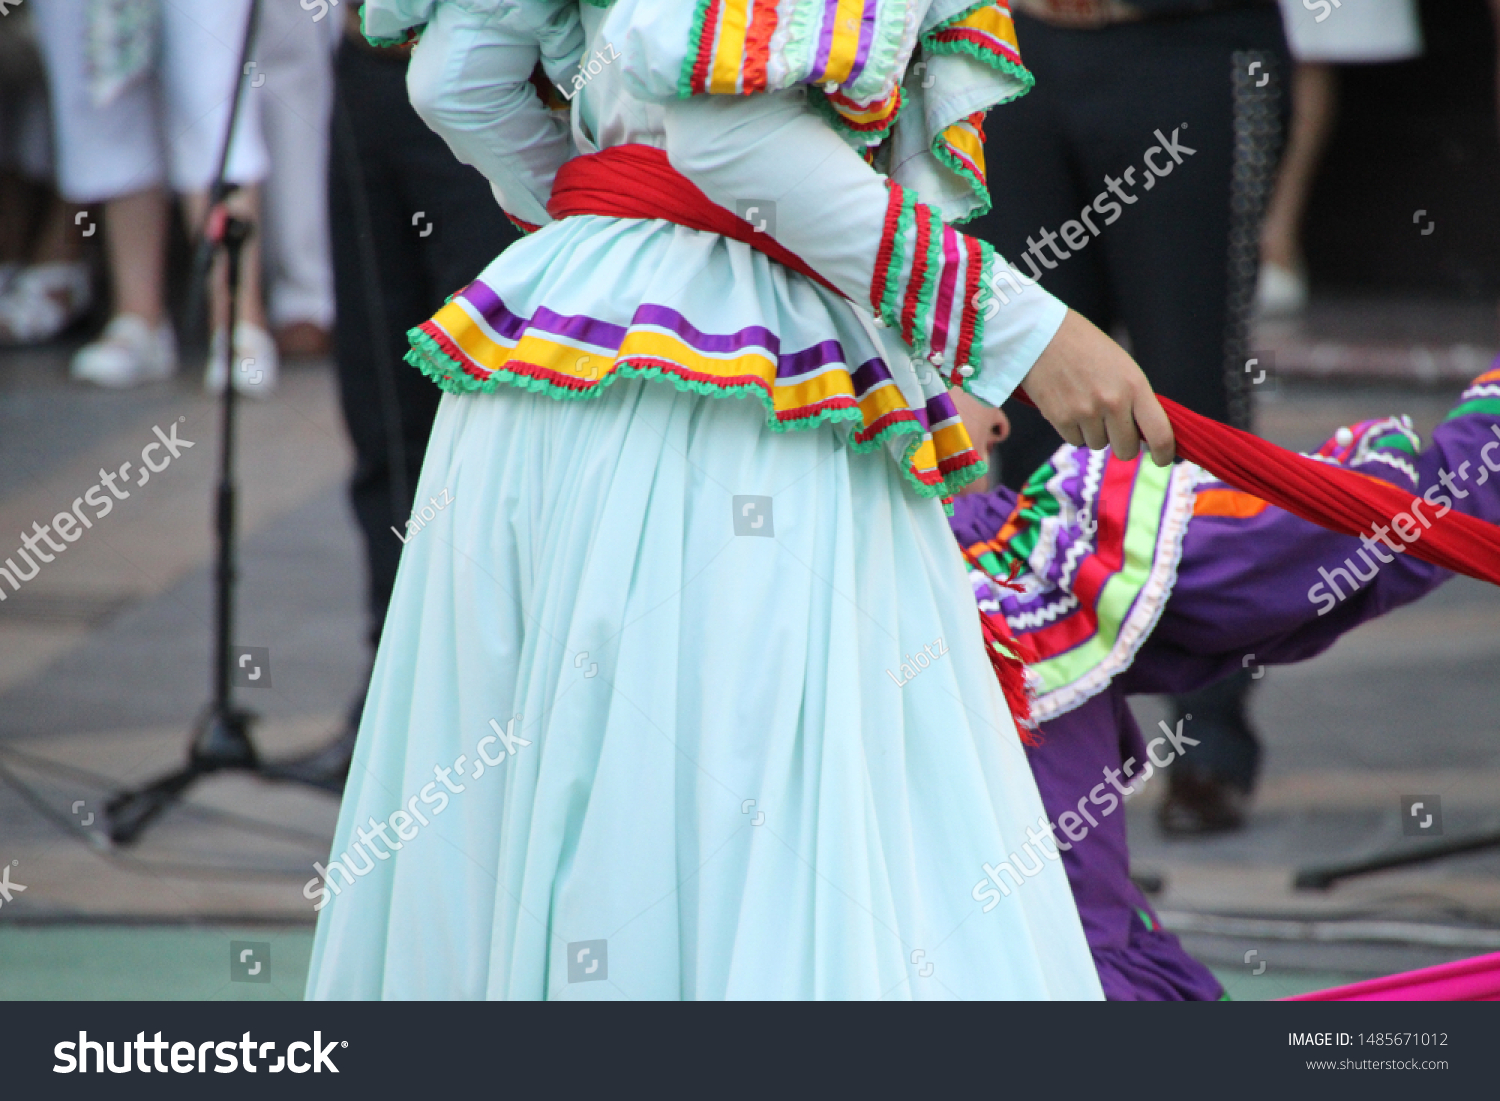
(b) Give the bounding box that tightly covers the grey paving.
[0,484,367,740]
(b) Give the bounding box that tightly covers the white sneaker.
[0,262,94,345]
[71,314,178,388]
[1254,261,1308,318]
[204,321,280,398]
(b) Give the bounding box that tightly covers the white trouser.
[251,0,335,329]
[31,0,269,202]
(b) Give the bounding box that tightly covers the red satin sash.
[548,144,843,297]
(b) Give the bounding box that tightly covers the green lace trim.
[933,138,989,224]
[406,329,988,500]
[922,33,1035,102]
[845,0,915,104]
[920,35,1035,219]
[878,187,918,332]
[806,85,907,149]
[784,0,824,97]
[359,4,422,49]
[972,238,991,376]
[909,203,945,356]
[958,238,994,399]
[678,0,716,98]
[976,456,1063,571]
[1443,397,1500,423]
[1374,433,1418,455]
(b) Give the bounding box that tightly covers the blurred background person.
[966,0,1289,834]
[281,2,519,786]
[252,0,336,359]
[1494,0,1500,128]
[0,3,93,345]
[1256,0,1425,317]
[31,0,277,394]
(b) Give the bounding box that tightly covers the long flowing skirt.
[304,379,1102,1000]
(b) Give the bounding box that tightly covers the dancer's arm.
[1123,388,1500,693]
[663,92,1173,465]
[404,2,580,230]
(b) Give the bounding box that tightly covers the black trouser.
[968,5,1288,491]
[968,8,1287,790]
[328,44,516,647]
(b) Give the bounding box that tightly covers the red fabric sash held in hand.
[548,144,1500,590]
[1112,393,1500,587]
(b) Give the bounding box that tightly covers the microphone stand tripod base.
[104,706,260,845]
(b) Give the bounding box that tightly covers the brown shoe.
[1158,769,1249,836]
[274,320,331,359]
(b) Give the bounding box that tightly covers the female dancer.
[306,0,1171,999]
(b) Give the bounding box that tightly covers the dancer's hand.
[1020,309,1175,466]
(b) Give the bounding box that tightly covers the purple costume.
[950,367,1500,1000]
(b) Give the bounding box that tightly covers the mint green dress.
[304,0,1103,1000]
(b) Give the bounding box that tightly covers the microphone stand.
[1295,830,1500,891]
[107,212,267,843]
[105,0,331,844]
